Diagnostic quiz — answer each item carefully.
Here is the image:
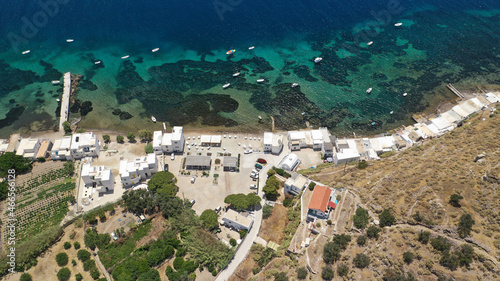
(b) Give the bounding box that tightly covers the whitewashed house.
[153,131,163,154]
[284,173,309,195]
[16,138,41,160]
[277,153,301,171]
[222,209,253,231]
[119,153,158,187]
[0,139,8,155]
[334,138,360,164]
[81,163,114,193]
[51,136,73,160]
[171,126,185,152]
[70,132,100,160]
[263,132,283,155]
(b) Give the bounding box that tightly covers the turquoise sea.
[0,0,499,138]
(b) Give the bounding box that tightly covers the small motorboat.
[291,83,299,88]
[56,98,61,102]
[371,122,376,126]
[226,49,236,55]
[94,60,102,65]
[22,50,30,55]
[151,116,157,123]
[121,55,130,59]
[366,88,373,94]
[66,39,74,43]
[390,111,394,114]
[403,92,408,97]
[51,80,61,85]
[314,57,323,63]
[152,48,160,53]
[223,83,231,89]
[367,41,374,46]
[395,22,403,27]
[257,79,265,83]
[258,116,262,120]
[233,72,240,77]
[248,46,255,50]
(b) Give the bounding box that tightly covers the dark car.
[255,163,263,169]
[164,164,169,172]
[257,158,267,164]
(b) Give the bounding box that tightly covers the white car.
[191,176,196,183]
[244,150,252,154]
[250,172,256,178]
[250,184,257,189]
[171,153,175,160]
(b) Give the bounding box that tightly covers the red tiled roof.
[328,201,336,209]
[308,185,332,213]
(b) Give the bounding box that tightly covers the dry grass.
[260,204,288,244]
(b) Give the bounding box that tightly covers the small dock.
[59,72,71,132]
[446,83,464,99]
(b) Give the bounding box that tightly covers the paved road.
[215,163,270,281]
[59,72,71,132]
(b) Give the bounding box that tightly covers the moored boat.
[257,79,265,83]
[226,49,236,55]
[151,116,157,123]
[233,72,240,77]
[94,61,102,65]
[22,50,30,55]
[366,88,373,94]
[403,92,408,96]
[51,80,61,85]
[314,57,322,63]
[248,46,255,50]
[223,83,231,89]
[66,39,74,43]
[152,48,160,52]
[367,41,374,46]
[395,22,403,27]
[291,83,299,88]
[121,55,130,59]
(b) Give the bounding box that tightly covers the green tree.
[138,130,153,142]
[296,267,308,280]
[148,171,177,196]
[57,267,71,281]
[439,252,458,271]
[263,175,280,201]
[379,209,395,227]
[366,225,381,239]
[0,152,32,177]
[321,266,334,280]
[403,251,414,264]
[0,181,8,201]
[230,238,237,247]
[457,244,474,268]
[357,160,368,169]
[56,252,69,266]
[173,257,184,270]
[357,235,367,246]
[449,194,463,207]
[75,273,83,281]
[200,209,219,230]
[337,263,349,277]
[430,236,451,253]
[145,143,154,154]
[63,241,71,250]
[138,268,160,281]
[457,214,474,238]
[126,132,136,142]
[102,135,111,143]
[62,121,71,134]
[273,272,289,281]
[73,241,81,249]
[77,249,91,262]
[323,242,341,264]
[353,253,370,268]
[308,181,316,191]
[418,231,431,244]
[332,234,351,250]
[63,161,75,176]
[20,273,32,281]
[116,135,124,143]
[263,205,273,219]
[353,207,370,229]
[224,193,261,211]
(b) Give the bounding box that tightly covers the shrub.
[449,194,463,207]
[457,214,474,238]
[296,267,308,279]
[430,236,451,253]
[353,207,370,229]
[57,267,71,281]
[173,257,184,270]
[77,249,91,262]
[116,135,124,143]
[64,242,71,250]
[439,252,458,271]
[263,205,273,219]
[62,121,71,134]
[321,266,334,280]
[418,231,431,244]
[273,272,289,281]
[230,238,237,247]
[20,273,32,281]
[283,197,292,207]
[323,242,341,264]
[36,157,46,163]
[138,130,153,142]
[75,273,83,281]
[239,229,248,239]
[327,220,332,225]
[353,253,370,268]
[379,209,395,227]
[337,263,349,277]
[56,252,69,266]
[83,259,96,271]
[403,251,414,264]
[357,235,367,246]
[357,160,368,169]
[73,242,81,250]
[267,169,276,177]
[253,267,261,275]
[126,132,136,142]
[308,182,316,191]
[224,193,261,211]
[366,225,381,239]
[145,143,154,154]
[72,259,77,266]
[102,135,110,143]
[412,211,424,222]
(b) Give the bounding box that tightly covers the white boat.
[395,22,403,27]
[366,88,373,94]
[152,48,160,52]
[403,92,408,97]
[121,55,130,59]
[390,111,394,114]
[22,50,30,55]
[66,39,74,43]
[226,49,236,55]
[367,41,374,46]
[248,46,255,50]
[233,72,240,77]
[51,80,61,85]
[151,116,157,123]
[291,83,299,88]
[314,57,323,63]
[257,79,265,83]
[223,83,231,89]
[56,98,61,102]
[258,116,262,120]
[94,60,102,65]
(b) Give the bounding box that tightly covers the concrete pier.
[59,72,71,132]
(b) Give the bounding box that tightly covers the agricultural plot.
[2,162,76,244]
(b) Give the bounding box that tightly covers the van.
[171,153,175,160]
[190,199,195,206]
[215,206,221,213]
[191,176,196,184]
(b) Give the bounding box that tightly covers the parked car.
[191,176,196,184]
[255,163,263,169]
[164,164,169,172]
[215,206,221,213]
[244,150,252,154]
[257,158,267,164]
[190,199,195,206]
[252,169,259,174]
[250,184,257,189]
[171,153,175,160]
[250,172,256,178]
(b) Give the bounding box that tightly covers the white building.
[284,173,309,195]
[200,135,222,147]
[288,131,309,150]
[51,136,73,160]
[0,139,8,155]
[222,209,253,231]
[119,153,158,187]
[16,138,41,160]
[70,132,100,160]
[263,132,283,155]
[81,163,114,193]
[369,136,396,155]
[160,126,185,153]
[277,153,301,171]
[161,133,173,153]
[153,131,163,154]
[334,138,360,164]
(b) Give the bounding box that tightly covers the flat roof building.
[36,140,53,159]
[82,163,114,194]
[70,132,100,159]
[185,156,212,170]
[223,156,238,172]
[119,153,158,187]
[277,153,301,171]
[222,209,253,231]
[285,173,309,195]
[153,131,163,154]
[16,138,41,160]
[51,136,73,160]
